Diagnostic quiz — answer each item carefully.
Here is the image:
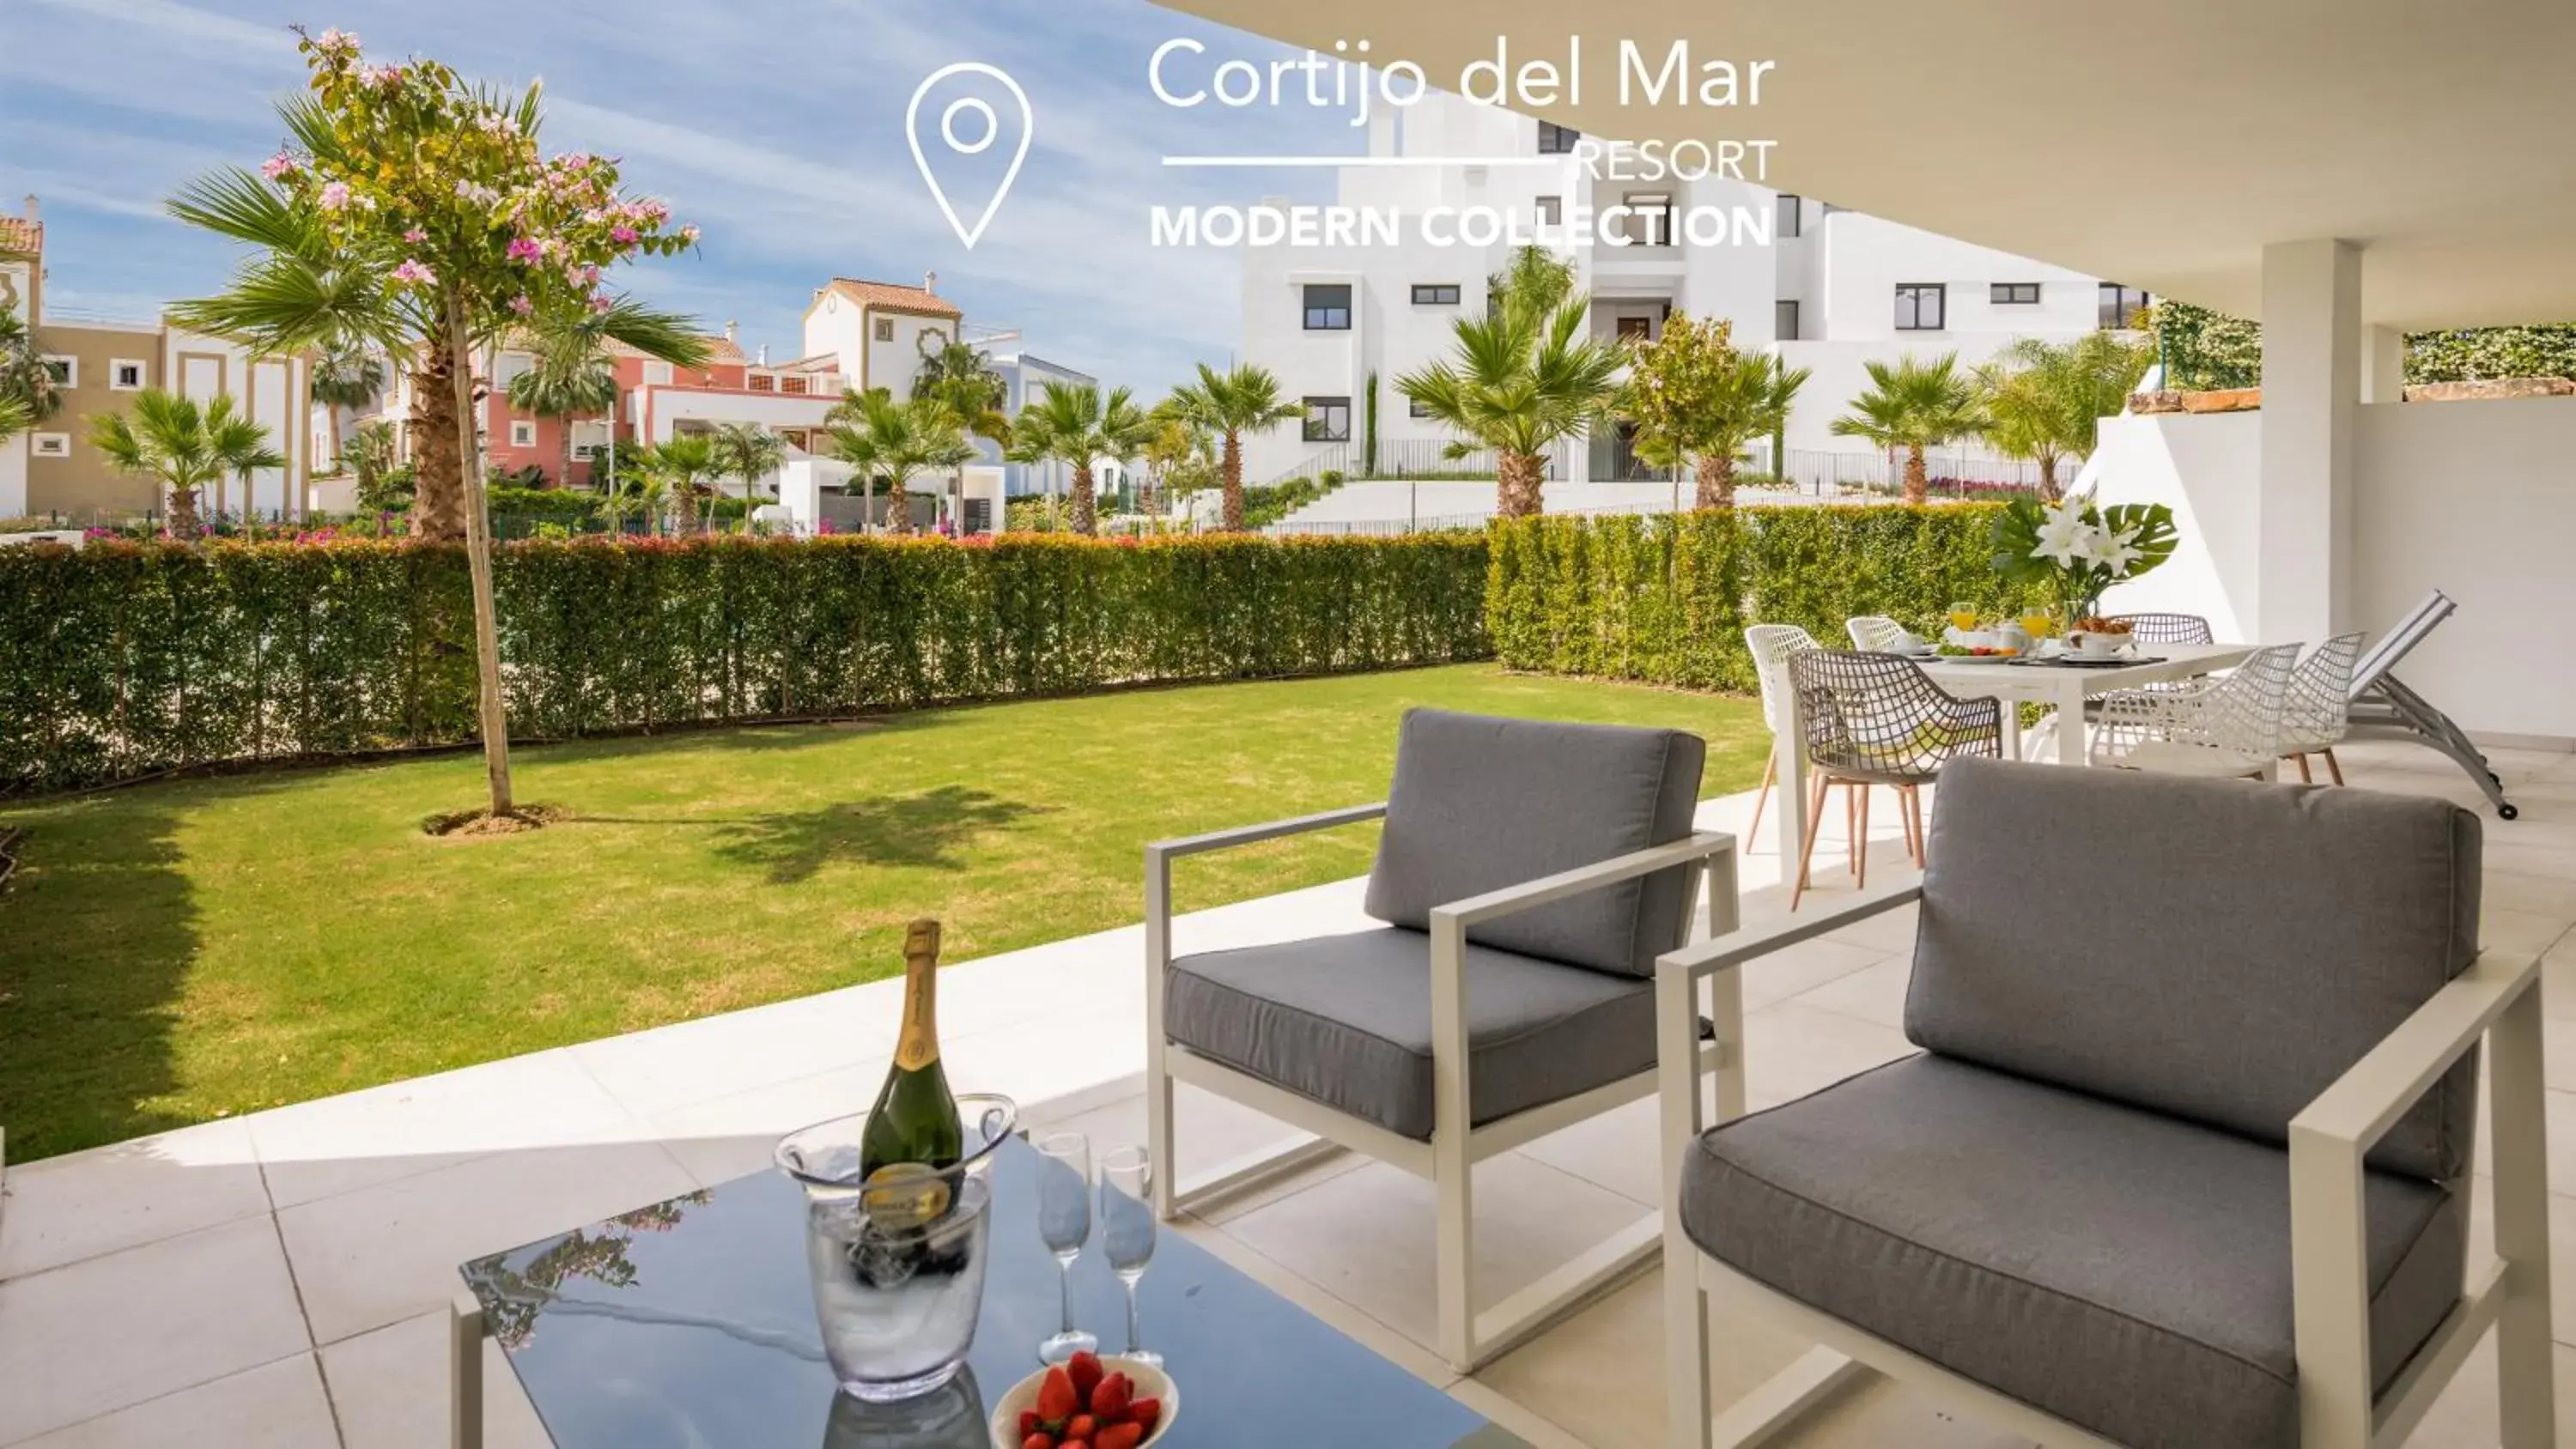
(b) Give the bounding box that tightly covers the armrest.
[2290,948,2537,1152]
[1145,802,1388,865]
[1655,881,1923,990]
[1428,831,1738,931]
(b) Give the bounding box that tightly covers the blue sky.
[0,0,1362,393]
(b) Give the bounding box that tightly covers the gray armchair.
[1656,758,2555,1449]
[1145,707,1739,1371]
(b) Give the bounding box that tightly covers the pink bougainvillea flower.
[261,152,297,180]
[391,258,437,287]
[403,227,427,245]
[317,181,351,210]
[677,224,701,245]
[588,292,614,314]
[508,294,535,316]
[610,225,639,246]
[506,236,543,264]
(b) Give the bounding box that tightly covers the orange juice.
[2017,609,2054,639]
[1947,602,1979,632]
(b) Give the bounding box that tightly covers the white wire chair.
[2281,631,2366,784]
[1787,651,2003,907]
[1845,615,1910,652]
[2103,612,2215,646]
[2089,642,2303,779]
[1743,624,1822,845]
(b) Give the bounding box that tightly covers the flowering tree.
[250,27,701,822]
[1619,313,1809,510]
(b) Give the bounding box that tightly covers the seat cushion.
[1680,1055,2464,1449]
[1364,708,1705,978]
[1165,926,1655,1140]
[1914,756,2481,1180]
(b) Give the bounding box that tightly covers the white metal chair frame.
[1144,809,1741,1372]
[1653,883,2560,1449]
[1742,624,1822,846]
[1844,615,1910,652]
[2090,641,2302,779]
[2282,632,2366,784]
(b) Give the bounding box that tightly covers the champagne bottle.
[861,919,964,1183]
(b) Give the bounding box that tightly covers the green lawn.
[0,664,1765,1161]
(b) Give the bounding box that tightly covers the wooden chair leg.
[1853,785,1871,890]
[1747,754,1776,846]
[2323,748,2346,785]
[1902,785,1924,866]
[2293,752,2314,784]
[1843,782,1858,878]
[1790,773,1830,910]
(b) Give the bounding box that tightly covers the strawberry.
[1127,1397,1162,1434]
[1066,1415,1097,1440]
[1019,1410,1042,1436]
[1022,1435,1054,1449]
[1090,1372,1132,1421]
[1095,1423,1144,1449]
[1036,1365,1079,1425]
[1067,1349,1106,1404]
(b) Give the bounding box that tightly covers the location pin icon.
[907,63,1035,251]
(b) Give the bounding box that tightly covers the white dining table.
[1769,640,2262,863]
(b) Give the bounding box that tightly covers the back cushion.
[1364,709,1706,977]
[1911,758,2480,1180]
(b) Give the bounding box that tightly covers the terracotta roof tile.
[821,276,962,318]
[607,332,747,365]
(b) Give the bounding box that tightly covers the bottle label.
[860,1162,952,1231]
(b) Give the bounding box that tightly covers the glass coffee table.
[453,1132,1532,1449]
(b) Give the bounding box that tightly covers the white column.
[2256,239,2360,645]
[2360,324,2406,405]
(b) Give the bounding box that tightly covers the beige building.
[0,196,312,524]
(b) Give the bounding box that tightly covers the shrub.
[0,532,1493,793]
[1485,505,2050,693]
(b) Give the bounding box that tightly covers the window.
[1990,282,2041,306]
[109,359,145,391]
[39,355,73,389]
[1775,300,1800,342]
[1411,283,1461,306]
[1301,283,1352,330]
[873,318,896,342]
[1615,316,1653,342]
[1302,395,1350,443]
[570,421,610,459]
[781,375,810,395]
[1409,398,1434,419]
[2099,283,2152,330]
[30,432,69,458]
[1895,283,1947,331]
[1622,192,1674,246]
[1777,194,1801,239]
[641,361,673,385]
[1537,121,1581,155]
[1534,195,1563,227]
[508,420,537,447]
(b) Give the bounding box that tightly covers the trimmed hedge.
[1486,505,2050,693]
[0,532,1492,793]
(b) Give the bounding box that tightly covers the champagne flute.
[1097,1145,1162,1369]
[1034,1132,1097,1365]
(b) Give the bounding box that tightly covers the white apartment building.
[978,349,1099,499]
[1236,94,2145,489]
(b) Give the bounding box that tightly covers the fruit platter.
[993,1351,1175,1449]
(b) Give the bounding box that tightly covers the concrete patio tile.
[642,1055,891,1189]
[938,998,1148,1121]
[2470,1082,2576,1193]
[0,1216,308,1445]
[2483,905,2576,959]
[2485,870,2576,920]
[1737,937,1889,1012]
[1792,955,1914,1031]
[1741,1003,1919,1104]
[1023,1082,1370,1225]
[247,1049,650,1211]
[319,1309,554,1449]
[1477,1268,1819,1449]
[2488,842,2576,884]
[566,986,900,1119]
[1170,1215,1460,1390]
[1817,899,1922,955]
[1512,1096,1666,1210]
[0,1118,268,1280]
[7,1354,336,1449]
[277,1138,697,1345]
[1771,1378,2040,1448]
[1212,1153,1649,1353]
[2464,1176,2576,1349]
[2399,1335,2576,1447]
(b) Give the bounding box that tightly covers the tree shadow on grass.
[0,794,204,1161]
[703,785,1048,886]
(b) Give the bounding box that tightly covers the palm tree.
[1972,334,2154,500]
[1830,353,1988,505]
[505,311,622,490]
[644,433,721,533]
[1006,382,1154,536]
[912,339,1011,527]
[1619,314,1811,510]
[0,395,30,451]
[829,389,978,536]
[1397,290,1626,518]
[708,422,786,531]
[88,389,283,537]
[1485,245,1577,318]
[0,307,62,434]
[1160,362,1303,531]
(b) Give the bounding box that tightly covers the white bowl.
[2070,631,2130,658]
[989,1356,1177,1448]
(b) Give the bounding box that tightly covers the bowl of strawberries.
[990,1350,1174,1449]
